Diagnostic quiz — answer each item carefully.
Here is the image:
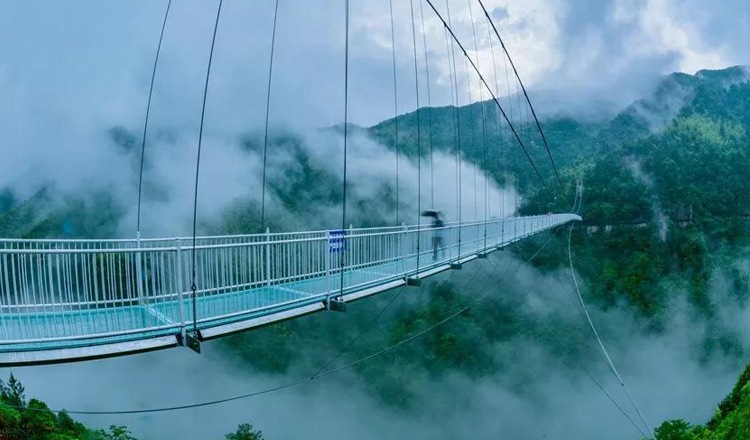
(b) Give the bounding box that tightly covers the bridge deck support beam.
[406,277,422,286]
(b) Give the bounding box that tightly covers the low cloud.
[5,248,749,440]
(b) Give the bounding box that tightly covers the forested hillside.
[651,362,750,440]
[0,374,268,440]
[2,65,750,439]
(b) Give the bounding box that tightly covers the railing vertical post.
[175,238,186,343]
[349,224,354,273]
[325,230,331,297]
[502,218,507,244]
[484,217,487,252]
[401,223,407,276]
[136,231,144,305]
[265,227,271,290]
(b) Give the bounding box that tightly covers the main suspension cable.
[424,0,548,190]
[475,0,565,198]
[190,0,225,335]
[136,0,173,237]
[260,0,281,231]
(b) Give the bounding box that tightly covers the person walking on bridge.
[422,210,445,261]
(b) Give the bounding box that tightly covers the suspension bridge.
[1,0,581,366]
[0,1,665,437]
[0,214,578,365]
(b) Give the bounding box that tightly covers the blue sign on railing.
[329,230,346,253]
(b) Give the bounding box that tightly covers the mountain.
[2,65,750,439]
[652,362,750,439]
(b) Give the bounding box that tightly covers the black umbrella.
[421,209,439,218]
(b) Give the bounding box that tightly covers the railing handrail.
[0,213,581,355]
[0,215,568,253]
[0,216,550,245]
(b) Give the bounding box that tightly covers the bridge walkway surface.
[0,214,580,365]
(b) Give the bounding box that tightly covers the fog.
[3,248,748,440]
[2,1,750,439]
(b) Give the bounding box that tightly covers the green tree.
[654,420,700,440]
[95,425,136,440]
[0,373,26,408]
[225,423,265,440]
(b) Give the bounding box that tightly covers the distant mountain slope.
[0,65,747,240]
[652,361,750,440]
[368,65,750,190]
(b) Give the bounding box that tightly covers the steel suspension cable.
[504,211,649,438]
[567,225,654,437]
[388,0,400,225]
[418,0,435,208]
[442,25,460,255]
[515,74,525,162]
[409,0,423,274]
[260,0,281,231]
[496,237,650,439]
[582,365,649,438]
[444,0,462,259]
[136,0,173,237]
[465,0,489,246]
[338,0,350,299]
[424,0,548,191]
[485,11,503,220]
[462,56,477,222]
[475,0,565,198]
[190,0,224,336]
[502,48,515,213]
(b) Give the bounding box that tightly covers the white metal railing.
[0,214,580,350]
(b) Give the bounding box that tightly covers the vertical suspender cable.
[418,0,434,208]
[515,74,524,159]
[260,0,281,231]
[426,0,548,191]
[445,0,462,259]
[136,0,173,237]
[463,56,477,223]
[443,24,461,260]
[502,54,515,213]
[476,0,565,199]
[409,0,422,274]
[486,12,503,220]
[338,0,350,299]
[388,0,400,225]
[466,0,488,247]
[190,0,224,335]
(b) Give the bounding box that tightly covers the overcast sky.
[0,0,747,131]
[0,0,748,225]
